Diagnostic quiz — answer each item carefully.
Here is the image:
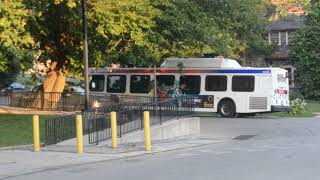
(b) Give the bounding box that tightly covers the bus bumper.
[271,105,290,112]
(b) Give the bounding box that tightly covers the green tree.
[194,0,272,59]
[1,0,273,92]
[290,0,320,99]
[26,0,82,93]
[88,0,161,66]
[0,0,34,88]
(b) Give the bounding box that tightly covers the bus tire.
[218,99,236,118]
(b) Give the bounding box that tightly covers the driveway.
[2,116,320,180]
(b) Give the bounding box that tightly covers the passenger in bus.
[180,83,190,94]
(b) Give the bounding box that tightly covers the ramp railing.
[44,96,194,145]
[88,96,194,144]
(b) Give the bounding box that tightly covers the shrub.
[290,98,307,116]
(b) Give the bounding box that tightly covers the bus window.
[179,76,201,94]
[107,75,126,93]
[157,75,175,90]
[130,75,151,93]
[89,75,105,92]
[232,76,255,92]
[277,74,287,88]
[205,76,227,91]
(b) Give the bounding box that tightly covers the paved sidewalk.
[0,136,223,179]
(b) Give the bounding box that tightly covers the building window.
[205,76,227,91]
[270,32,279,45]
[130,75,151,93]
[269,31,289,46]
[232,76,255,92]
[179,76,201,95]
[107,75,126,93]
[281,31,287,45]
[89,75,105,92]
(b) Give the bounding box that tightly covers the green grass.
[271,101,320,117]
[0,114,60,147]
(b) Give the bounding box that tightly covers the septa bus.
[88,57,290,117]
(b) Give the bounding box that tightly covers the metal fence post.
[41,91,44,111]
[159,103,162,124]
[140,106,143,130]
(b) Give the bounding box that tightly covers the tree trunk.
[41,61,67,110]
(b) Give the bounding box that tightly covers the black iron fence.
[0,92,10,106]
[1,91,84,111]
[89,94,158,113]
[88,96,195,144]
[44,96,195,145]
[45,114,77,145]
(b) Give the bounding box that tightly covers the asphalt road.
[6,116,320,180]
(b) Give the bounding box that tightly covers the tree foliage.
[26,0,83,75]
[1,0,273,83]
[89,0,272,66]
[290,0,320,99]
[0,0,34,87]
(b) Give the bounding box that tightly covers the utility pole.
[82,0,89,110]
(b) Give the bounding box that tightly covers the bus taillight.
[274,89,288,94]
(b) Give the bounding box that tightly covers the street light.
[81,0,89,110]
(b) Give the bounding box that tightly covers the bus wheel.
[218,100,236,118]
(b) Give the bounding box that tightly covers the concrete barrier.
[110,117,200,145]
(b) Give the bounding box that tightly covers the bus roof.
[160,57,241,68]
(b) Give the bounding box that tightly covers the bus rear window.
[232,76,255,92]
[277,74,287,84]
[130,75,151,93]
[89,75,105,92]
[107,75,126,93]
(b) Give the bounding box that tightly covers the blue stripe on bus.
[211,69,271,74]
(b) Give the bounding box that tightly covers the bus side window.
[130,75,151,93]
[89,75,105,92]
[205,76,227,91]
[157,75,175,90]
[179,75,201,95]
[232,76,255,92]
[107,75,126,93]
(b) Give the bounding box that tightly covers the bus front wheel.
[218,100,236,118]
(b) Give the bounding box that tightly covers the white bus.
[88,57,290,117]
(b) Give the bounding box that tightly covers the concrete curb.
[0,144,33,151]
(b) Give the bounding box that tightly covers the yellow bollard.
[143,111,151,151]
[32,115,40,152]
[76,114,83,153]
[111,112,118,148]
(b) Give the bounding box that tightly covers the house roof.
[267,15,305,31]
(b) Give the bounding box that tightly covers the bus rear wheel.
[218,100,236,118]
